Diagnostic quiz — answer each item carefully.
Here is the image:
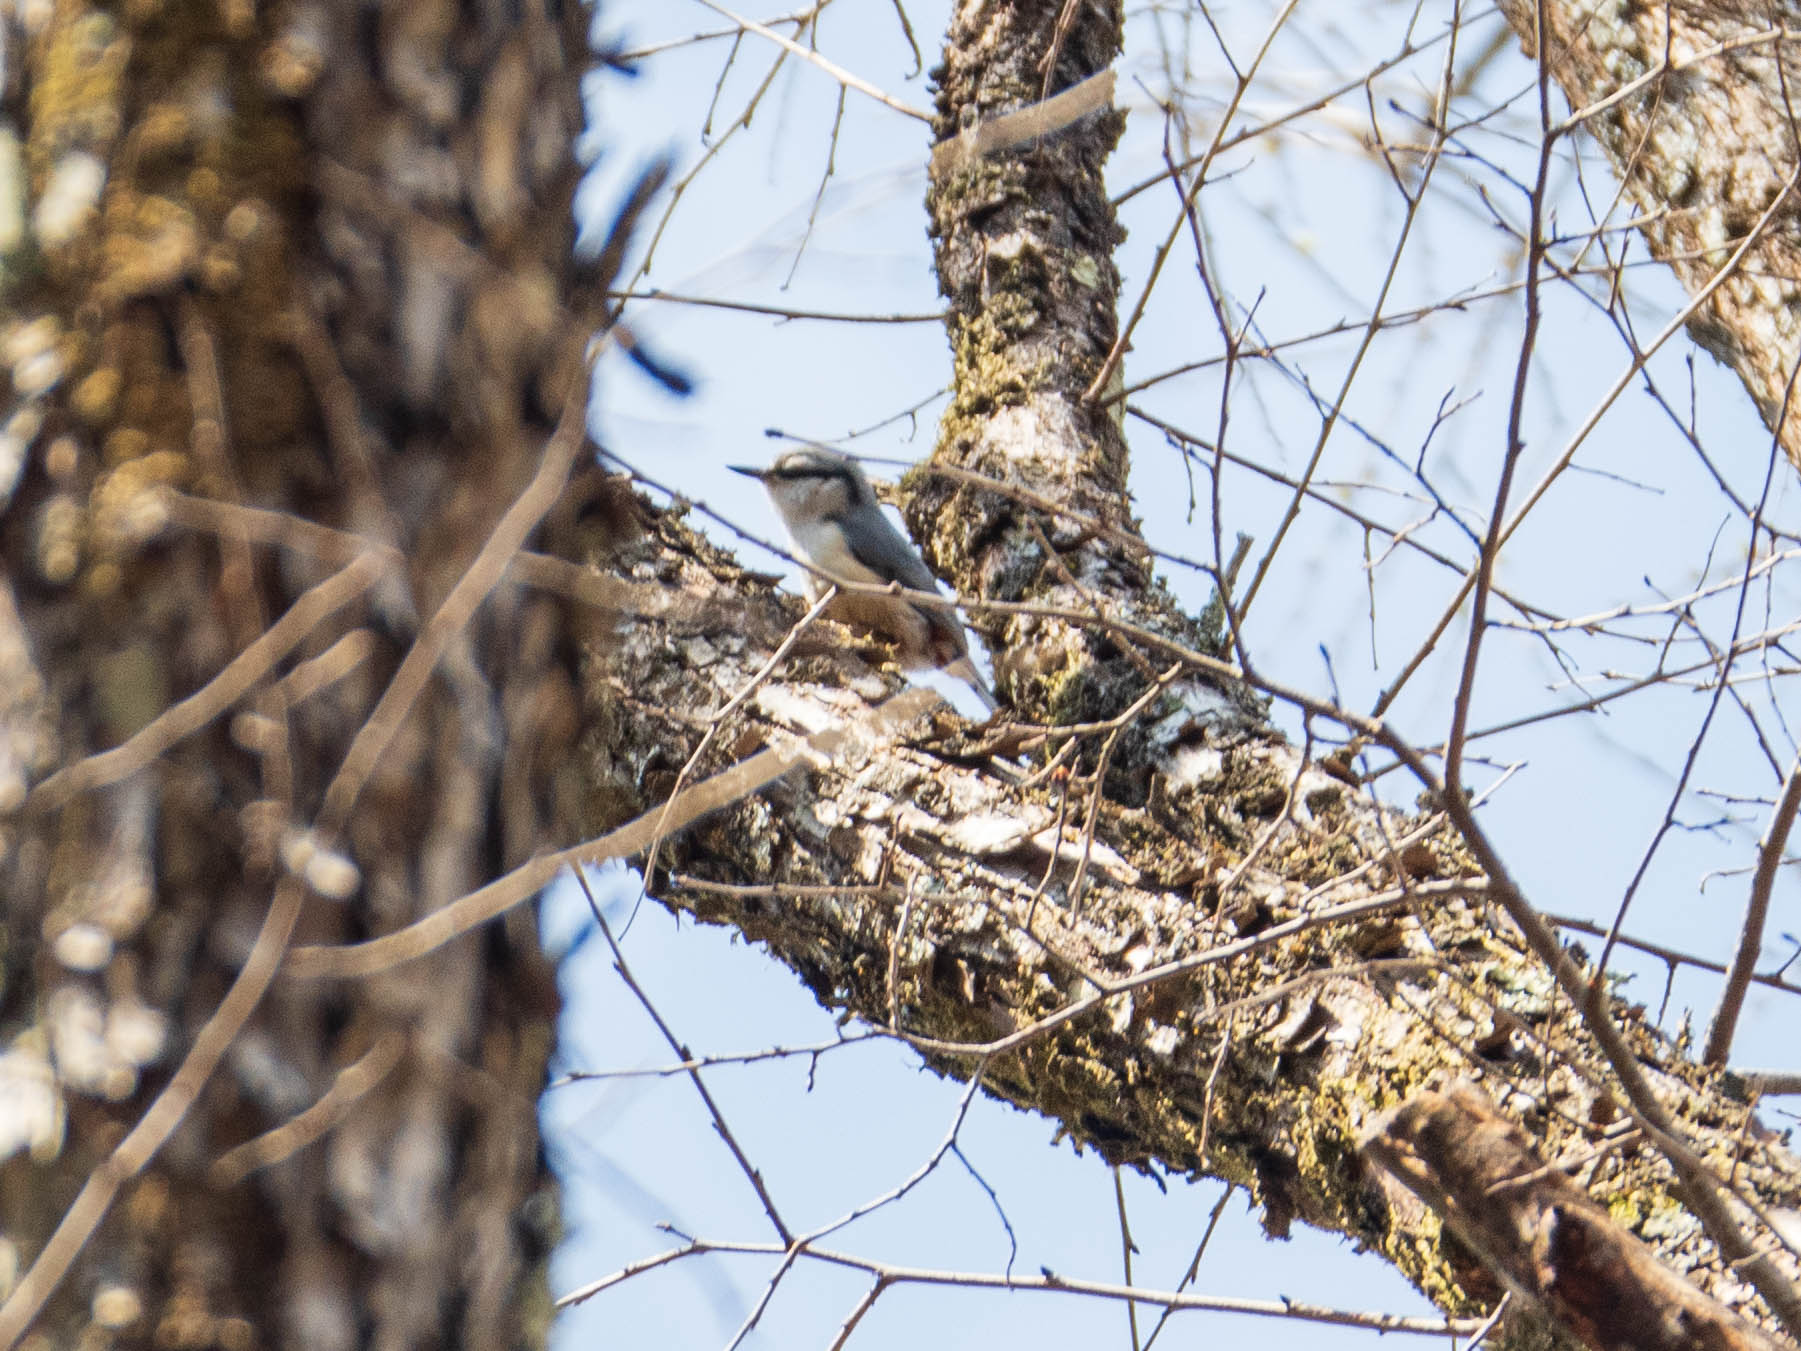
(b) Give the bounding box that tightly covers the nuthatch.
[731,447,997,713]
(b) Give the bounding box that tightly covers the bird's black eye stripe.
[771,462,853,482]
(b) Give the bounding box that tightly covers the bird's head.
[730,446,874,522]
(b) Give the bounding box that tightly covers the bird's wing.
[836,507,945,597]
[836,506,970,659]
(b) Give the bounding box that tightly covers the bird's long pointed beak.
[728,464,766,480]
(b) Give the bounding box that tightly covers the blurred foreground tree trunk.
[0,0,594,1343]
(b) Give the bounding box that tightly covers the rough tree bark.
[0,0,598,1344]
[7,0,1801,1350]
[1497,0,1801,467]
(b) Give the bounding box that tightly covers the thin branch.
[207,1033,406,1187]
[556,1237,1486,1336]
[1706,753,1801,1066]
[315,351,595,832]
[604,289,945,323]
[1113,1166,1143,1351]
[285,687,943,979]
[576,868,794,1246]
[0,880,311,1349]
[1442,0,1549,798]
[689,0,931,122]
[25,553,385,811]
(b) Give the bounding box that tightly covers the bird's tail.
[943,656,998,715]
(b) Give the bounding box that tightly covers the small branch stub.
[1362,1084,1791,1351]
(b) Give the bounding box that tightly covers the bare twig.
[1706,753,1801,1065]
[690,0,931,122]
[207,1033,406,1187]
[574,869,794,1245]
[556,1237,1485,1337]
[285,687,943,979]
[25,554,385,811]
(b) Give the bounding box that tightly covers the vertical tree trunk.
[0,0,591,1343]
